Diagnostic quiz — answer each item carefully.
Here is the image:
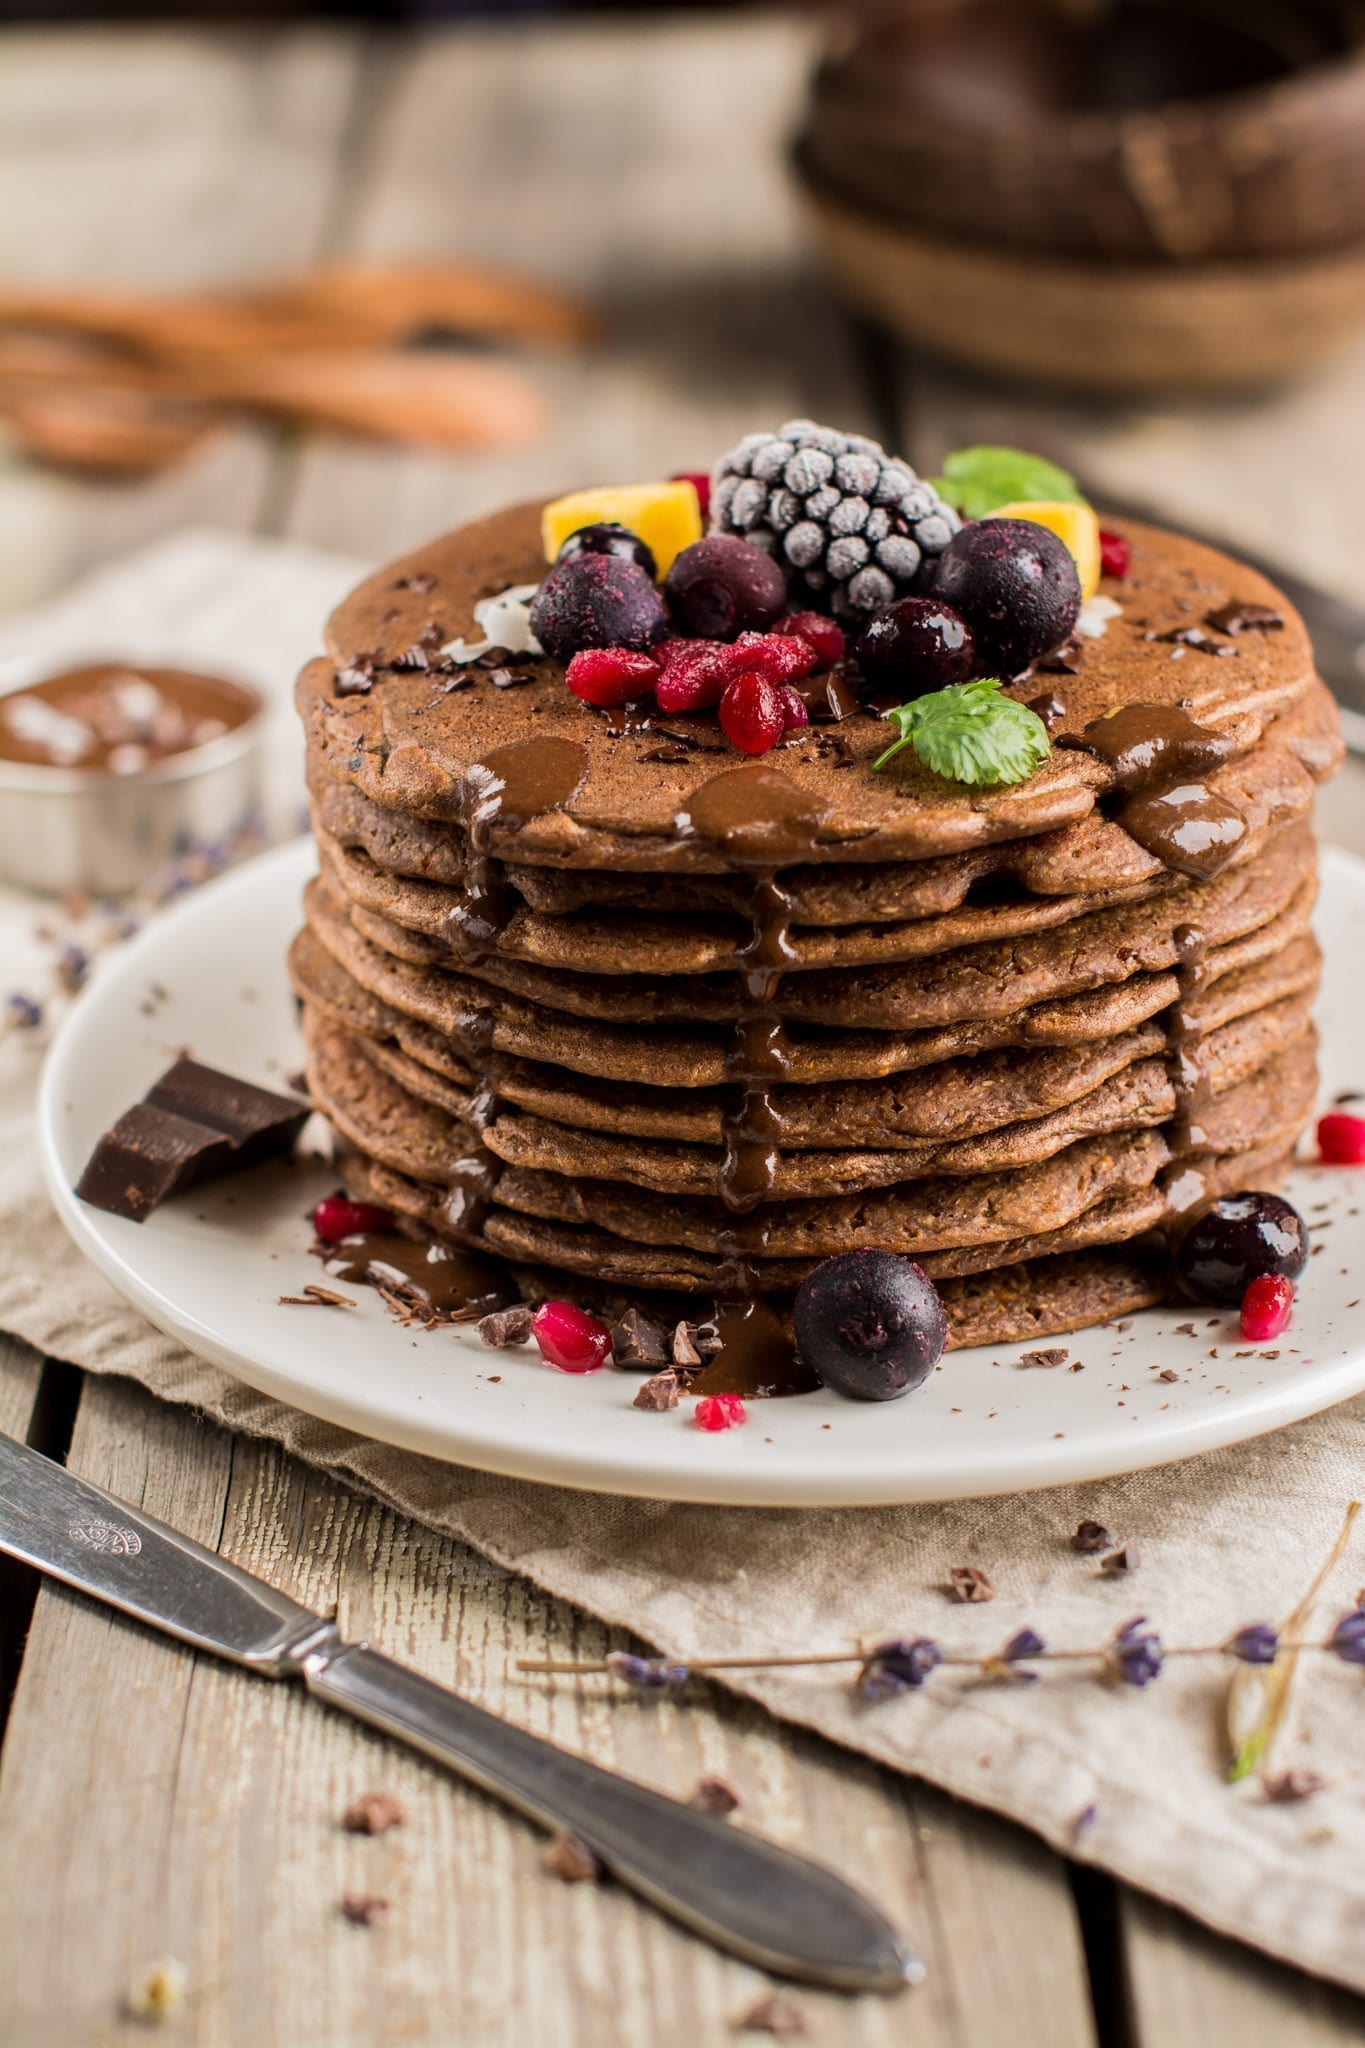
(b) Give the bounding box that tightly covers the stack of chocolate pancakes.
[292,500,1342,1363]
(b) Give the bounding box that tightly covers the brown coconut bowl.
[796,0,1365,392]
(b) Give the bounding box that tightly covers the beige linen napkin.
[3,536,1363,1997]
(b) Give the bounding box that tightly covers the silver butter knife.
[0,1432,918,1994]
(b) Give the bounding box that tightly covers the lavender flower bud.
[5,993,42,1029]
[1328,1607,1365,1666]
[858,1637,942,1700]
[57,944,90,995]
[604,1651,690,1691]
[1225,1623,1279,1665]
[1109,1618,1163,1689]
[980,1626,1046,1683]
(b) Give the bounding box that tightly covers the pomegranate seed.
[773,609,846,671]
[776,683,809,731]
[725,631,819,685]
[1240,1273,1294,1342]
[719,671,786,755]
[654,639,732,712]
[1318,1111,1365,1164]
[565,646,660,707]
[311,1193,395,1243]
[670,470,712,519]
[532,1299,612,1373]
[694,1392,747,1432]
[1099,529,1131,580]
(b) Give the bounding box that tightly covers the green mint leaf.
[933,445,1085,520]
[872,678,1051,788]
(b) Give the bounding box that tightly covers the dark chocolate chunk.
[610,1305,669,1369]
[1205,600,1284,635]
[76,1057,307,1221]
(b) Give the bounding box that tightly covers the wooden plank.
[281,15,876,560]
[0,25,363,620]
[0,1372,1095,2047]
[0,1333,43,1442]
[1123,1893,1365,2046]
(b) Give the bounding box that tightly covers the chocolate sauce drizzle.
[441,736,587,1246]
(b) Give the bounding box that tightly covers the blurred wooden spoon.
[0,381,221,476]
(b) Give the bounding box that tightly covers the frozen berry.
[557,521,657,579]
[1318,1111,1365,1164]
[793,1249,946,1401]
[719,671,786,755]
[1240,1274,1294,1342]
[532,1299,612,1373]
[773,610,846,671]
[855,598,975,697]
[695,1392,747,1431]
[565,646,660,707]
[726,631,819,686]
[664,535,788,640]
[670,470,712,519]
[776,683,809,731]
[654,639,732,713]
[1099,528,1131,580]
[529,554,667,664]
[930,518,1081,676]
[1175,1191,1309,1306]
[311,1193,396,1243]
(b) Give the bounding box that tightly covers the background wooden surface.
[2,16,1365,2046]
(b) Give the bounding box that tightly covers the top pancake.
[300,501,1323,871]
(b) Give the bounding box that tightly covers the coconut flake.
[1076,593,1121,640]
[442,582,542,663]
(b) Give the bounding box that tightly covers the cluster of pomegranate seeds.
[1240,1273,1294,1342]
[1098,529,1131,580]
[532,1299,612,1373]
[772,610,845,671]
[1318,1110,1365,1164]
[694,1392,747,1432]
[565,617,831,755]
[654,638,732,712]
[311,1193,396,1243]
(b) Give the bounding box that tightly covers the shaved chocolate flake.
[633,1369,680,1411]
[1072,1520,1117,1554]
[691,1774,741,1816]
[1175,1322,1197,1336]
[476,1304,534,1348]
[279,1284,356,1308]
[340,1894,389,1927]
[543,1832,602,1884]
[1099,1544,1140,1577]
[343,1790,405,1835]
[335,655,378,696]
[475,646,515,669]
[610,1306,669,1369]
[1148,624,1236,655]
[489,667,533,689]
[1264,1769,1326,1803]
[1157,1368,1180,1383]
[1206,600,1284,635]
[641,745,691,764]
[672,1321,704,1369]
[395,572,436,594]
[736,1992,809,2038]
[1018,1346,1068,1370]
[948,1565,995,1603]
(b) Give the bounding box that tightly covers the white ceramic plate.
[39,837,1365,1507]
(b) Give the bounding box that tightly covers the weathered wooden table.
[2,16,1365,2044]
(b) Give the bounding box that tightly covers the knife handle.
[304,1641,913,1993]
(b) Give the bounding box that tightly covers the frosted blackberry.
[712,421,960,619]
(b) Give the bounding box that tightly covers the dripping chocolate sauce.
[440,735,587,1246]
[1060,704,1248,1235]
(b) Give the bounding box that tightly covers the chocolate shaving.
[735,1992,809,2038]
[1147,625,1236,655]
[334,656,378,696]
[343,1790,405,1835]
[340,1894,389,1927]
[475,646,515,669]
[542,1832,602,1884]
[672,1321,704,1369]
[610,1306,669,1369]
[477,1304,534,1348]
[633,1370,680,1411]
[489,667,533,689]
[395,572,436,594]
[1072,1520,1117,1554]
[947,1565,995,1603]
[1206,600,1284,635]
[1018,1347,1068,1370]
[691,1774,741,1816]
[1099,1544,1140,1577]
[279,1284,356,1308]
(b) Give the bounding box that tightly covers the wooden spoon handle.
[181,347,546,449]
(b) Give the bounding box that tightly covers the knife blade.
[0,1432,918,1994]
[1089,482,1365,750]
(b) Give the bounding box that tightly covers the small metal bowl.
[0,671,265,897]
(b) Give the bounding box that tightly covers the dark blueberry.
[793,1248,946,1401]
[557,521,657,579]
[664,535,788,641]
[930,518,1081,677]
[855,597,975,698]
[529,554,667,664]
[1175,1190,1309,1306]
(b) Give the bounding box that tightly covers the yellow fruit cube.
[541,481,703,578]
[994,499,1101,601]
